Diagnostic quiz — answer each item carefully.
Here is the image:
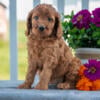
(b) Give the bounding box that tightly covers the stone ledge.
[0,87,100,100]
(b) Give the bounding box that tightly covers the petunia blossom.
[84,59,100,81]
[92,8,100,27]
[72,9,91,29]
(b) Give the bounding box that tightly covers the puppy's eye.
[34,16,39,20]
[48,17,53,22]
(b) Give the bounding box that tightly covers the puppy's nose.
[38,25,45,31]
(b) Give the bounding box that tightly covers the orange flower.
[76,76,92,91]
[92,80,100,90]
[78,65,87,76]
[76,64,100,91]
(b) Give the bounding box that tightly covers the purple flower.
[72,9,91,29]
[92,8,100,18]
[84,59,100,81]
[92,8,100,27]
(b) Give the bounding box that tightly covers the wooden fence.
[0,0,89,87]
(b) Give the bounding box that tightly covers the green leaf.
[92,31,100,38]
[71,27,78,33]
[68,21,73,28]
[71,10,74,18]
[96,27,100,31]
[97,39,100,45]
[90,24,96,30]
[64,15,71,19]
[86,28,91,33]
[80,28,85,34]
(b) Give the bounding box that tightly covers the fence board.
[1,0,90,83]
[9,0,18,81]
[33,0,40,7]
[82,0,89,9]
[57,0,64,14]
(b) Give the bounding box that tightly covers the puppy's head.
[26,4,63,39]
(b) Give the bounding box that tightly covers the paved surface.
[0,87,100,100]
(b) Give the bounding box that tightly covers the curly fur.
[18,4,82,90]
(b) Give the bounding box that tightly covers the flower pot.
[75,48,100,59]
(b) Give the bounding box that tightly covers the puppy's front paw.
[34,83,48,90]
[57,83,70,89]
[18,83,31,89]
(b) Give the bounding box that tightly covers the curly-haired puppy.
[18,4,81,90]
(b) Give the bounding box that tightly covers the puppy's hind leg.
[57,57,81,89]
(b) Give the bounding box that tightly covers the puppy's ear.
[25,10,33,36]
[54,13,63,38]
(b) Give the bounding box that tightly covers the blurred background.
[0,0,100,80]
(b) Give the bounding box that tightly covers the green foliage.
[62,11,100,49]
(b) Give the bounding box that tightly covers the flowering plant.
[76,59,100,91]
[62,8,100,49]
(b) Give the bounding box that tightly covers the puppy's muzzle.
[38,25,45,31]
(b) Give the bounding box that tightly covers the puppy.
[18,4,81,90]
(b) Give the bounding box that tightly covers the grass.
[0,41,10,80]
[18,21,28,80]
[0,21,28,80]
